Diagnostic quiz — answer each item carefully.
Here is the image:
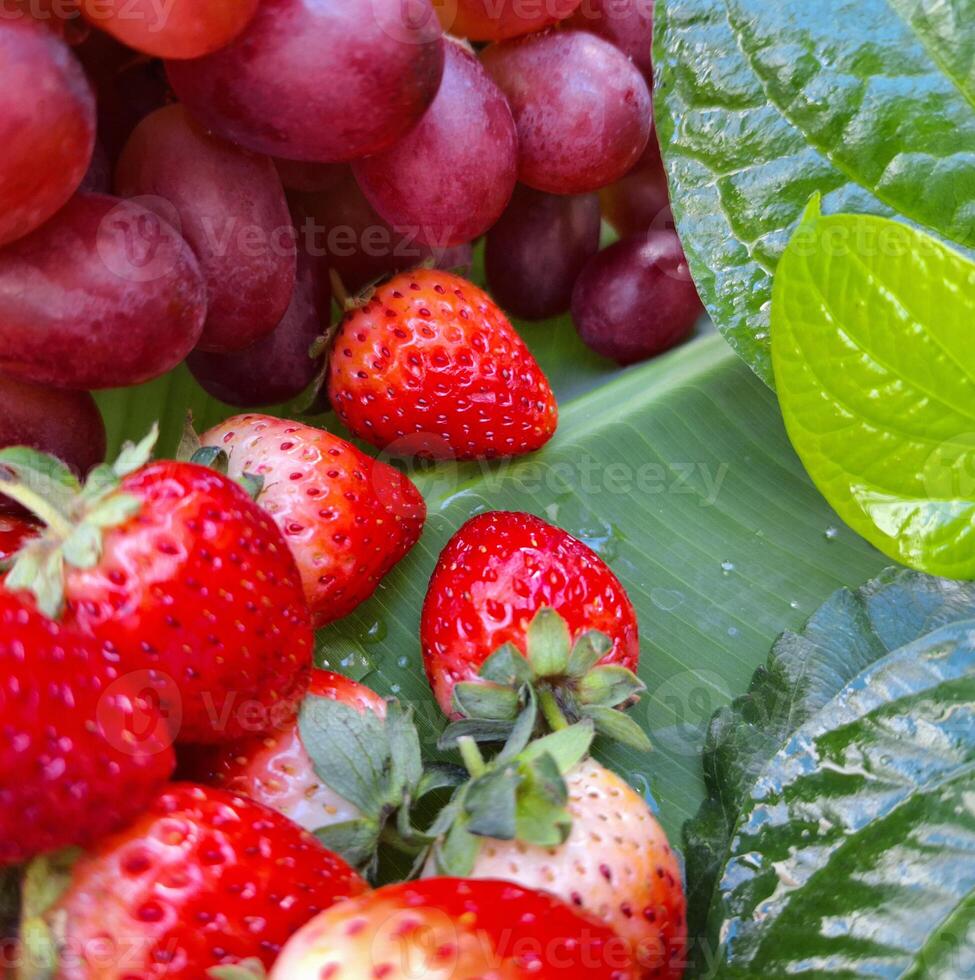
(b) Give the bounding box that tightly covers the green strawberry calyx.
[442,607,652,754]
[0,427,159,618]
[16,848,82,980]
[176,414,265,501]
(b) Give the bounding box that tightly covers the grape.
[116,105,296,353]
[568,0,654,80]
[571,229,702,364]
[0,376,106,476]
[95,56,173,161]
[354,42,517,248]
[166,0,445,163]
[600,134,671,238]
[78,0,258,59]
[80,140,112,194]
[291,168,473,293]
[0,18,95,246]
[187,241,330,408]
[436,0,582,40]
[0,193,207,389]
[482,29,652,195]
[486,184,601,320]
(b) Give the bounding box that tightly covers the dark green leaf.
[583,705,653,752]
[708,620,975,976]
[438,718,516,750]
[526,608,572,677]
[566,629,612,678]
[298,696,389,817]
[465,766,520,840]
[190,446,229,474]
[654,0,975,384]
[684,568,975,952]
[384,701,423,803]
[452,681,521,721]
[520,722,594,773]
[515,752,572,847]
[479,643,535,687]
[416,763,468,797]
[495,696,539,764]
[577,664,646,707]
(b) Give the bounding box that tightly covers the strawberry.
[270,877,638,978]
[327,269,558,460]
[183,669,387,835]
[19,784,367,979]
[0,588,175,867]
[421,511,641,722]
[450,757,687,979]
[0,514,36,561]
[0,430,312,744]
[198,415,425,627]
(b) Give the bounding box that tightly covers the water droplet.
[720,560,735,575]
[544,502,560,522]
[727,626,739,638]
[359,619,387,645]
[650,588,685,612]
[789,600,800,610]
[390,684,401,694]
[824,526,838,541]
[396,655,409,669]
[573,518,625,563]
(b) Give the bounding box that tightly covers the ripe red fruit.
[0,589,175,867]
[271,877,638,978]
[421,511,639,716]
[436,0,583,41]
[37,783,367,977]
[184,669,387,833]
[200,415,426,627]
[461,758,687,978]
[0,514,37,560]
[2,440,313,745]
[328,269,558,460]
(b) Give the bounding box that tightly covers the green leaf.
[452,681,522,721]
[583,705,653,752]
[208,959,267,980]
[298,696,389,817]
[706,620,975,976]
[526,608,572,677]
[520,722,594,773]
[684,567,975,970]
[189,446,229,474]
[654,0,975,385]
[771,207,975,578]
[465,765,519,840]
[566,629,612,678]
[515,752,572,847]
[577,664,646,707]
[96,327,893,868]
[112,424,158,477]
[438,718,517,749]
[315,818,381,870]
[61,522,102,569]
[85,493,141,529]
[385,701,423,803]
[478,643,535,687]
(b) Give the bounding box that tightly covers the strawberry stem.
[538,688,570,732]
[0,481,73,539]
[458,736,487,777]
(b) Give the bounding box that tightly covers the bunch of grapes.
[0,0,702,471]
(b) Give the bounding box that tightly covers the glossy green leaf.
[653,0,975,385]
[771,204,975,578]
[707,620,975,977]
[97,328,891,853]
[684,567,975,962]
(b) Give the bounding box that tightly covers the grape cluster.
[0,0,702,469]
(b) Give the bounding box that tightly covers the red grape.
[0,193,207,389]
[486,184,601,320]
[187,240,330,407]
[275,159,347,195]
[568,0,654,80]
[435,0,582,40]
[600,134,671,238]
[0,375,106,476]
[166,0,446,163]
[571,229,702,364]
[354,41,517,248]
[482,29,652,195]
[78,0,258,59]
[0,18,95,246]
[116,105,296,354]
[80,140,112,193]
[291,168,473,294]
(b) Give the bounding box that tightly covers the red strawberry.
[421,511,639,717]
[327,268,558,460]
[270,877,638,978]
[184,669,386,834]
[23,784,367,979]
[0,514,36,561]
[455,758,687,979]
[0,433,312,744]
[199,415,425,627]
[0,588,175,867]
